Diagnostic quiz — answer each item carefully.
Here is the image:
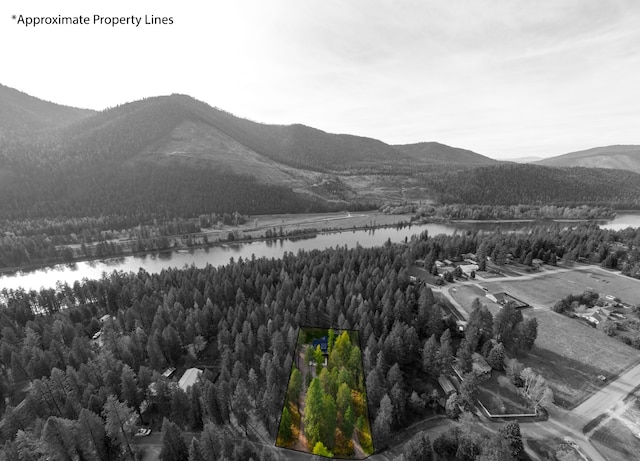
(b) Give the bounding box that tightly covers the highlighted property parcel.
[276,327,373,459]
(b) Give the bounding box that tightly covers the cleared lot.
[444,267,640,408]
[481,266,640,308]
[591,418,640,461]
[521,310,639,409]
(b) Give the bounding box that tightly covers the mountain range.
[536,145,640,173]
[1,83,640,219]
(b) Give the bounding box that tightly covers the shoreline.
[0,213,632,279]
[0,220,416,278]
[450,218,611,224]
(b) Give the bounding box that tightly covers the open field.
[446,267,640,408]
[168,211,418,247]
[591,418,640,461]
[449,285,503,315]
[481,265,640,308]
[245,211,414,234]
[522,310,640,408]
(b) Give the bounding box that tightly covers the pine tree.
[78,409,108,461]
[342,405,356,438]
[188,438,204,461]
[303,378,325,449]
[422,334,439,377]
[288,367,302,409]
[373,394,393,447]
[322,393,337,449]
[487,342,505,370]
[102,395,138,460]
[160,418,189,461]
[336,383,352,416]
[280,406,293,442]
[456,339,473,374]
[314,345,325,374]
[438,330,453,373]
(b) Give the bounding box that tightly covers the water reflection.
[1,214,638,291]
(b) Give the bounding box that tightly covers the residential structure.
[178,368,203,392]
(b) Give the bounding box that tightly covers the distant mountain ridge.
[428,163,640,208]
[536,145,640,173]
[0,86,496,174]
[394,142,498,165]
[2,83,640,218]
[0,83,95,134]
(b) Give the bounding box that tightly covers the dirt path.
[293,349,311,452]
[351,429,367,459]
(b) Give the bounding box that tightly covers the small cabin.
[438,375,456,395]
[471,353,492,380]
[162,367,176,378]
[312,336,329,356]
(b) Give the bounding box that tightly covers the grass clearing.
[477,372,534,416]
[483,266,640,308]
[522,310,639,408]
[470,266,640,407]
[591,418,640,461]
[449,285,503,315]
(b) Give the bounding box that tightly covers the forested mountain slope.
[425,164,640,207]
[536,145,640,173]
[3,84,640,220]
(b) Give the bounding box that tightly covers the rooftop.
[178,368,203,392]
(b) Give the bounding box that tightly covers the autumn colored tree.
[280,406,293,442]
[303,378,325,448]
[288,367,303,409]
[312,441,334,457]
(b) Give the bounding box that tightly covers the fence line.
[477,399,537,419]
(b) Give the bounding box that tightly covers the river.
[2,214,639,292]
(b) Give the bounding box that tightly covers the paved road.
[573,361,640,420]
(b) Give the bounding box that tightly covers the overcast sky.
[2,0,639,159]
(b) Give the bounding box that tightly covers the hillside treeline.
[413,204,615,221]
[411,223,640,281]
[425,164,640,208]
[0,165,327,221]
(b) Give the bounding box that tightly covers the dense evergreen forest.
[425,164,640,208]
[0,162,338,221]
[1,222,640,459]
[402,204,615,221]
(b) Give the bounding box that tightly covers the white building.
[178,368,203,392]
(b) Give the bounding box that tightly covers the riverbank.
[0,213,416,277]
[450,218,608,224]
